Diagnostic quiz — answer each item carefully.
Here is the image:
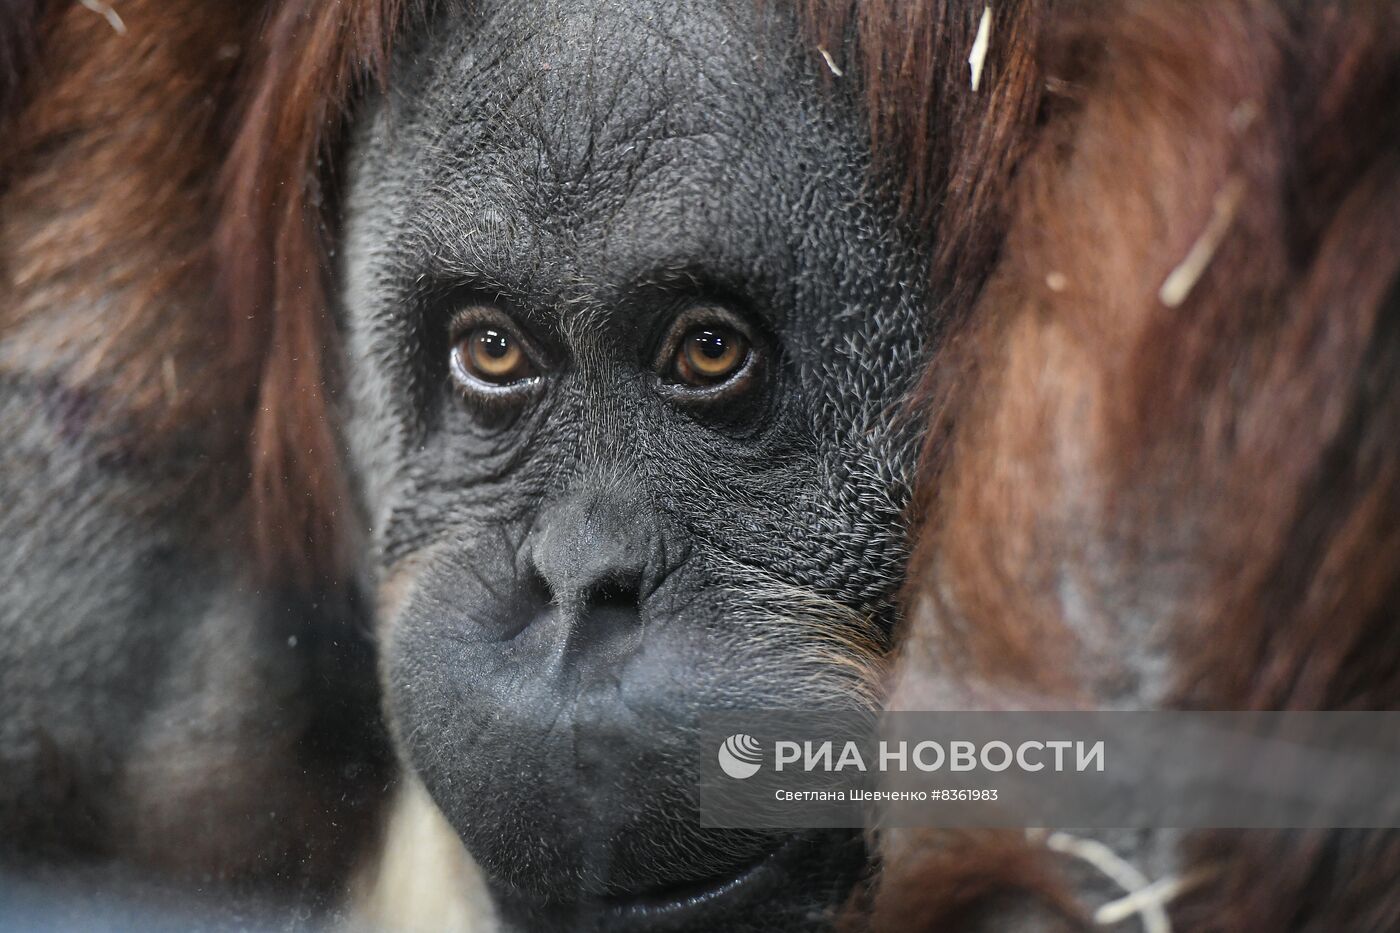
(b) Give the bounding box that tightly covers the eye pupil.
[693,331,728,359]
[478,329,511,359]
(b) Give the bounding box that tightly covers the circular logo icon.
[718,733,763,779]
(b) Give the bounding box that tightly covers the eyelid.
[450,304,524,342]
[652,305,757,373]
[448,306,549,365]
[447,306,548,402]
[653,305,766,405]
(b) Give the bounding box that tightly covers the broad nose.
[527,486,656,619]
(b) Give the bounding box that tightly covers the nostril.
[583,572,642,611]
[525,563,555,606]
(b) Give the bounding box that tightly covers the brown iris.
[452,326,536,386]
[673,326,749,386]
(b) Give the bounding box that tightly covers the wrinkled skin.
[339,0,929,928]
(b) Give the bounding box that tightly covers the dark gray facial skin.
[338,0,929,929]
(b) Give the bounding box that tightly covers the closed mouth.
[596,832,811,928]
[492,830,864,931]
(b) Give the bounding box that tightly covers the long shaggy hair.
[851,2,1400,930]
[0,0,417,583]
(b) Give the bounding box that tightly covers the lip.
[602,834,799,920]
[594,831,851,931]
[490,829,866,931]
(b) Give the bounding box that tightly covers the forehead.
[374,0,871,313]
[464,1,763,143]
[416,0,793,174]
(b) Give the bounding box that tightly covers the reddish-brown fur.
[0,0,412,580]
[1,0,260,448]
[0,0,394,888]
[217,0,419,581]
[847,2,1400,930]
